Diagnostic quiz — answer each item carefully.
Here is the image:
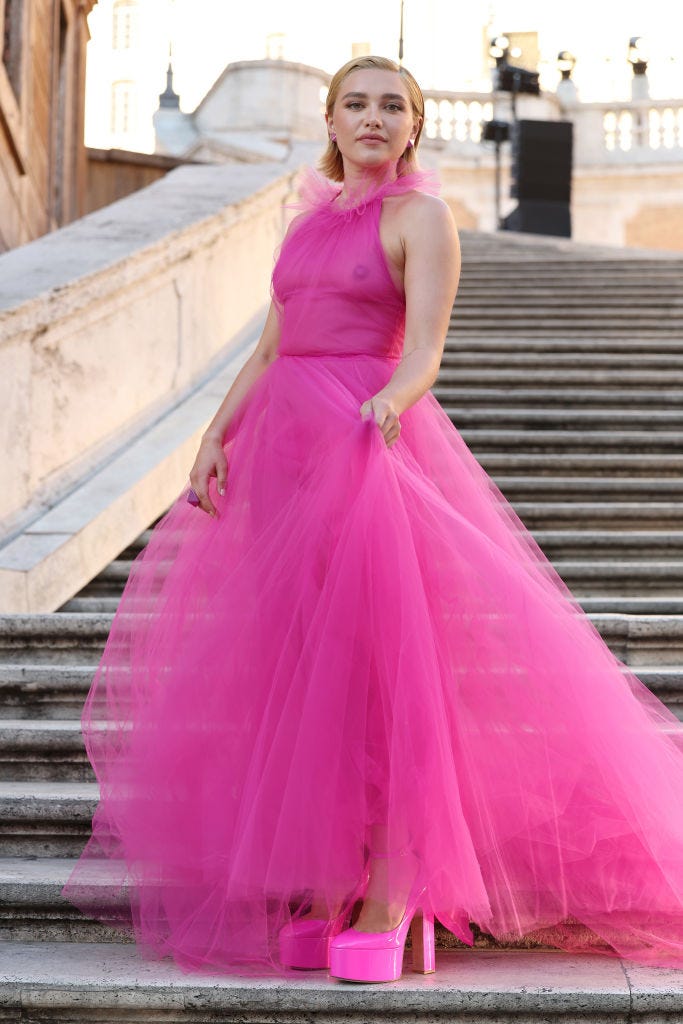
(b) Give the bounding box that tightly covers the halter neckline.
[288,163,442,221]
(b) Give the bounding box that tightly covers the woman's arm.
[361,195,461,447]
[189,299,281,516]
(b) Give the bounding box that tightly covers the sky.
[163,0,683,110]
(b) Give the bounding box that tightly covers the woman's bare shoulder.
[385,189,455,234]
[402,190,454,223]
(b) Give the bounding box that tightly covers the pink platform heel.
[329,849,436,983]
[278,871,370,970]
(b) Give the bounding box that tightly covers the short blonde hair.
[319,55,425,181]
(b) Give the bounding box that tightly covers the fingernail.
[218,486,225,495]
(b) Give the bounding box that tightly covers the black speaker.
[502,199,571,238]
[510,119,573,203]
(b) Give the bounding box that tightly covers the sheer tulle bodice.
[60,162,683,978]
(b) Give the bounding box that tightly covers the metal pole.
[494,138,501,229]
[398,0,404,64]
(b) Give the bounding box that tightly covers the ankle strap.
[367,844,413,859]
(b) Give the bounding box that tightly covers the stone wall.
[0,157,304,543]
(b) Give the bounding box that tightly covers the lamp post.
[556,50,578,106]
[557,50,576,80]
[489,35,510,69]
[398,0,404,65]
[628,36,650,101]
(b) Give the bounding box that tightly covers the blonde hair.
[318,55,425,181]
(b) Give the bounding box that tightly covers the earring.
[330,132,337,143]
[406,138,414,148]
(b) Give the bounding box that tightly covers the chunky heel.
[410,908,435,973]
[329,849,436,983]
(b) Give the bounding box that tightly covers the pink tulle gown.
[61,164,683,977]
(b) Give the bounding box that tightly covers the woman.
[62,55,683,984]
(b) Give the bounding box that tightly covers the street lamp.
[628,36,648,75]
[489,35,510,68]
[557,50,576,80]
[556,50,578,106]
[628,36,650,101]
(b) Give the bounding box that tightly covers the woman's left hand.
[360,395,401,448]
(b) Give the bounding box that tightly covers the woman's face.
[326,68,420,172]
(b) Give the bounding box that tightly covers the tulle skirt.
[60,350,683,976]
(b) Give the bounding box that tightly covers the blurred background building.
[3,0,683,251]
[0,0,97,249]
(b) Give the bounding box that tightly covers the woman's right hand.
[188,434,228,517]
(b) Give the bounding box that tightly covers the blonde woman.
[62,56,683,984]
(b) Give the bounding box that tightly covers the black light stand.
[482,120,510,229]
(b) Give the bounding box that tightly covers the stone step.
[0,856,629,953]
[2,681,682,851]
[588,614,683,667]
[56,597,124,613]
[512,501,683,529]
[0,665,93,719]
[73,556,683,602]
[58,548,683,602]
[445,407,683,430]
[478,453,683,477]
[449,325,683,337]
[454,299,683,315]
[459,266,683,279]
[443,353,683,371]
[434,386,683,408]
[459,257,683,269]
[462,428,683,454]
[0,720,90,781]
[2,940,672,1023]
[439,365,683,383]
[0,782,96,856]
[3,647,681,724]
[458,282,682,294]
[460,276,683,290]
[0,858,680,988]
[0,655,680,778]
[56,598,683,618]
[447,324,683,338]
[454,306,683,322]
[57,592,683,617]
[4,611,683,666]
[444,331,683,348]
[552,560,683,596]
[442,336,683,355]
[533,531,683,558]
[0,615,111,665]
[578,597,683,616]
[492,476,683,503]
[447,310,683,324]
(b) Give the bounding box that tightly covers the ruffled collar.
[289,163,441,220]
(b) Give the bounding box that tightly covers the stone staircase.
[2,228,683,1018]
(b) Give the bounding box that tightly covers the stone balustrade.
[421,88,683,165]
[0,148,317,611]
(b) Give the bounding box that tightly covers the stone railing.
[420,87,683,166]
[0,145,318,611]
[422,91,494,145]
[599,99,683,155]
